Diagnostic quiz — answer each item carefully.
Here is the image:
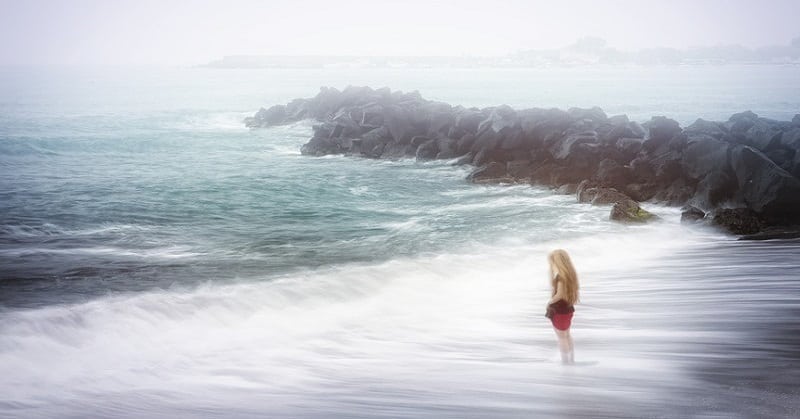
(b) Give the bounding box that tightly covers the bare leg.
[554,329,574,364]
[566,330,575,363]
[554,328,574,364]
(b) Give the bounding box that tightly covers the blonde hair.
[549,249,579,305]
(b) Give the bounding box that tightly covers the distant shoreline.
[204,37,800,68]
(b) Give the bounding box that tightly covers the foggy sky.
[1,0,799,66]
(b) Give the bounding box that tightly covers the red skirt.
[551,312,573,331]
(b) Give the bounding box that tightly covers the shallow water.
[1,66,799,418]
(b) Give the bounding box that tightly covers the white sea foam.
[169,112,251,132]
[4,223,791,418]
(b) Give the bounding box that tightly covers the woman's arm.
[548,280,566,305]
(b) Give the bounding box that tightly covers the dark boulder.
[478,105,518,134]
[680,205,706,223]
[712,208,764,235]
[507,160,533,181]
[531,162,560,186]
[452,153,473,166]
[627,121,646,139]
[519,108,573,144]
[729,145,800,219]
[382,141,415,159]
[616,137,643,159]
[472,149,491,166]
[692,170,737,209]
[643,116,682,153]
[743,119,783,151]
[594,158,632,189]
[410,135,430,148]
[454,109,484,134]
[245,105,287,127]
[680,134,732,180]
[608,114,630,126]
[568,107,607,124]
[416,139,439,161]
[776,127,800,150]
[576,180,598,202]
[549,131,598,160]
[427,110,455,137]
[650,151,684,184]
[557,183,579,195]
[456,133,477,155]
[684,118,727,139]
[467,162,510,183]
[384,105,413,143]
[653,177,695,206]
[727,110,759,132]
[610,199,658,223]
[578,187,631,205]
[471,128,501,154]
[301,135,338,156]
[629,156,655,182]
[359,103,384,126]
[591,188,633,205]
[435,138,458,159]
[623,183,659,202]
[764,148,795,171]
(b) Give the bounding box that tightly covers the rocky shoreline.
[245,86,800,235]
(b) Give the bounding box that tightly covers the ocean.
[1,65,799,418]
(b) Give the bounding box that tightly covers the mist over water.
[1,66,799,417]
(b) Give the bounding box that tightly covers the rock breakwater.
[246,86,800,233]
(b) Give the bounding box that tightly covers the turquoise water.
[1,66,799,418]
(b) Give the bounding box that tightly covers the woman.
[545,249,579,364]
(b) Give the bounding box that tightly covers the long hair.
[549,249,579,305]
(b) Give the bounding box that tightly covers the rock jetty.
[245,86,800,234]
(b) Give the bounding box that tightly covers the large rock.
[384,105,414,143]
[624,183,659,201]
[680,134,732,180]
[653,177,695,206]
[610,199,658,223]
[454,109,484,134]
[680,205,706,223]
[549,131,598,160]
[435,138,458,159]
[712,208,764,235]
[744,119,784,151]
[616,137,643,159]
[416,139,439,161]
[643,116,682,153]
[726,110,759,135]
[478,105,518,134]
[684,118,728,139]
[467,162,510,183]
[568,107,607,124]
[507,160,533,180]
[578,187,631,205]
[729,145,800,219]
[244,105,287,127]
[594,158,632,188]
[692,170,737,209]
[518,108,573,144]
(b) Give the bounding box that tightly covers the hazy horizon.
[1,0,799,66]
